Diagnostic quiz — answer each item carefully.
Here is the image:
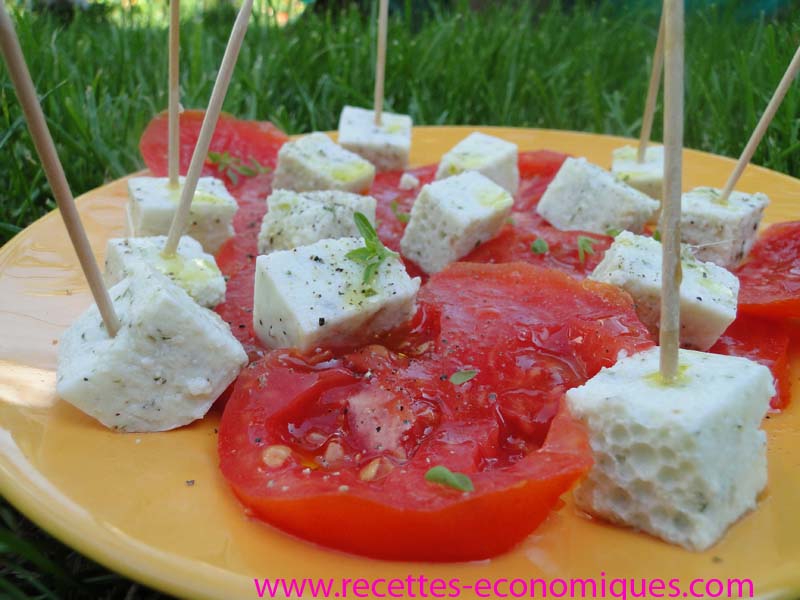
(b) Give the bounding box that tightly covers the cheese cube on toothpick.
[273,133,376,194]
[435,132,519,195]
[567,347,773,550]
[400,171,513,274]
[105,235,225,308]
[0,0,251,434]
[338,105,412,172]
[57,268,246,432]
[589,232,738,351]
[613,10,665,200]
[253,236,420,352]
[571,0,773,552]
[257,189,377,255]
[126,176,237,254]
[680,187,769,269]
[612,145,664,200]
[537,157,659,235]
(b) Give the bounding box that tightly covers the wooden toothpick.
[373,0,389,125]
[638,9,665,163]
[659,0,684,382]
[163,0,254,257]
[719,43,800,203]
[168,0,180,187]
[0,1,120,337]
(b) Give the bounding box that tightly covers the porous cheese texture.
[681,187,769,270]
[337,105,412,172]
[567,346,773,551]
[125,176,237,254]
[537,157,659,235]
[611,145,664,199]
[589,232,738,351]
[400,171,513,274]
[56,268,247,432]
[104,235,225,308]
[272,132,375,194]
[435,132,519,194]
[253,237,420,352]
[257,189,377,254]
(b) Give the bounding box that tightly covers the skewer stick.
[659,0,684,382]
[168,0,180,187]
[163,0,254,257]
[637,9,665,163]
[718,44,800,203]
[0,1,120,337]
[373,0,389,125]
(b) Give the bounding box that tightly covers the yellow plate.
[1,127,799,600]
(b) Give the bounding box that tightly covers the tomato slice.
[736,221,800,319]
[218,262,653,561]
[710,315,792,410]
[138,109,287,193]
[214,196,267,358]
[464,211,612,278]
[516,150,569,213]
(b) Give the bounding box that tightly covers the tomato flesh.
[219,262,653,561]
[465,211,612,278]
[139,109,287,194]
[710,315,792,410]
[736,221,800,319]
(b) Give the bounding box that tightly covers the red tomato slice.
[516,150,569,213]
[369,165,437,280]
[518,149,569,179]
[736,221,800,319]
[139,109,287,193]
[465,211,612,278]
[218,262,653,561]
[214,199,266,359]
[710,315,792,410]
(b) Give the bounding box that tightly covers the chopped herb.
[606,228,622,238]
[577,236,597,264]
[390,200,410,223]
[449,369,477,385]
[652,229,661,242]
[207,151,271,184]
[530,238,549,254]
[425,465,474,492]
[346,212,398,286]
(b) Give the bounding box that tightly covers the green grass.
[1,1,799,596]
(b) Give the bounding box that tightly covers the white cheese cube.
[56,268,247,432]
[272,132,375,194]
[589,232,738,351]
[681,187,769,269]
[567,346,773,551]
[337,105,412,172]
[399,172,420,190]
[253,237,420,352]
[400,171,513,274]
[435,132,519,194]
[104,235,225,308]
[257,190,377,254]
[611,145,664,199]
[126,176,237,255]
[537,157,659,235]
